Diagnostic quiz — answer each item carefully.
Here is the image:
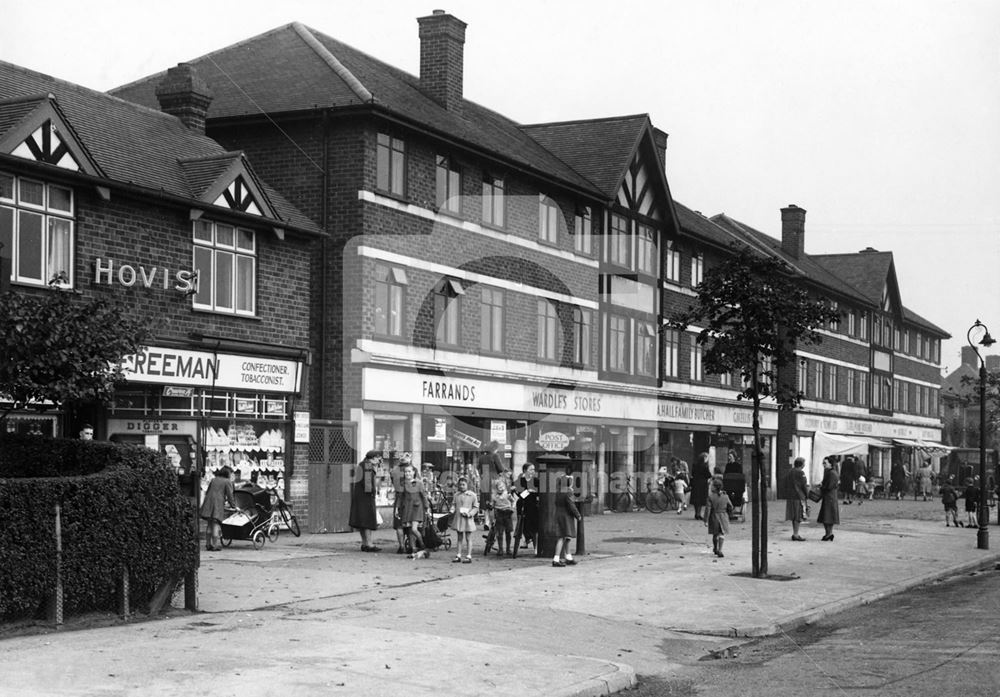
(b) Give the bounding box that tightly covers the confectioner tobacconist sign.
[122,346,303,394]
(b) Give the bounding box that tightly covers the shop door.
[308,421,357,534]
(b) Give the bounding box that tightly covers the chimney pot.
[780,204,807,259]
[155,63,213,134]
[417,11,467,113]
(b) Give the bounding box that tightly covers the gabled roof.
[810,250,895,307]
[672,202,744,249]
[110,22,601,198]
[0,60,321,236]
[0,94,102,176]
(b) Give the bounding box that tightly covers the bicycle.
[644,481,673,514]
[266,485,302,537]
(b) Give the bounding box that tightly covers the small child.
[552,474,582,567]
[706,476,733,557]
[963,478,980,528]
[940,476,961,527]
[487,471,515,557]
[451,476,479,563]
[672,466,689,514]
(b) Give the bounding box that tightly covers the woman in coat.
[785,457,809,541]
[349,449,382,552]
[689,452,713,521]
[817,457,840,541]
[200,466,235,551]
[890,461,907,500]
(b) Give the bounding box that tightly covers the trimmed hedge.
[0,434,198,619]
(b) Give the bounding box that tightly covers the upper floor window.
[859,313,868,341]
[608,214,629,267]
[664,240,681,283]
[193,220,255,316]
[914,383,923,414]
[481,175,505,227]
[374,263,407,337]
[893,326,900,351]
[480,287,504,353]
[688,334,703,381]
[537,299,561,361]
[574,206,593,255]
[829,301,839,331]
[635,322,656,376]
[847,368,855,404]
[435,155,461,214]
[858,371,869,407]
[812,361,823,399]
[607,315,628,372]
[636,223,656,275]
[663,328,680,378]
[376,133,406,196]
[798,359,808,393]
[824,363,838,401]
[0,172,73,288]
[847,311,856,337]
[882,317,892,348]
[433,277,463,346]
[902,329,910,354]
[690,252,704,287]
[538,194,560,245]
[571,307,592,366]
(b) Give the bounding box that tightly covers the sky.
[3,0,998,374]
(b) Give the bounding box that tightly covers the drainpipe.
[319,110,330,417]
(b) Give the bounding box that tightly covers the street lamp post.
[966,319,995,550]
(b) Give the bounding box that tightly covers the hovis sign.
[122,346,302,394]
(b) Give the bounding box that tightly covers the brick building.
[111,11,949,527]
[0,61,322,505]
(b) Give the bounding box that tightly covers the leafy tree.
[671,246,841,577]
[0,281,152,424]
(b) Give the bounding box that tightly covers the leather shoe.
[552,560,566,567]
[791,535,805,541]
[564,559,577,566]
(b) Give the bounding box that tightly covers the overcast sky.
[3,0,998,373]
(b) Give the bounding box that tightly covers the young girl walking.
[706,476,733,558]
[451,476,479,563]
[552,474,582,567]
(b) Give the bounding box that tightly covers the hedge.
[0,434,198,620]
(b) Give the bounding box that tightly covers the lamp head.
[981,330,996,348]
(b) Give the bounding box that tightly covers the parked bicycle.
[613,475,672,513]
[265,484,302,537]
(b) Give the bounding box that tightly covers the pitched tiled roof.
[520,115,652,197]
[672,202,743,249]
[178,153,242,200]
[0,96,42,137]
[110,23,601,197]
[810,251,893,304]
[0,60,320,235]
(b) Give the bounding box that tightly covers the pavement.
[3,498,1000,696]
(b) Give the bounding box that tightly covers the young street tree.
[0,281,152,425]
[671,246,841,578]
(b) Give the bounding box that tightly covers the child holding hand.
[451,476,479,563]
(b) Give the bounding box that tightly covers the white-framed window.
[0,172,73,288]
[915,383,923,414]
[858,371,869,407]
[608,213,629,267]
[829,301,839,331]
[825,364,837,401]
[663,328,680,378]
[374,263,407,337]
[812,362,823,399]
[537,299,561,361]
[664,239,681,283]
[433,277,463,346]
[859,313,868,341]
[720,370,733,387]
[481,174,504,227]
[538,194,560,244]
[847,310,856,336]
[903,329,910,354]
[607,315,628,372]
[847,368,855,404]
[480,287,504,353]
[571,306,592,366]
[690,252,704,287]
[689,334,702,381]
[574,206,592,255]
[435,155,461,214]
[193,220,256,315]
[376,133,406,196]
[799,360,809,394]
[636,223,656,275]
[636,322,656,376]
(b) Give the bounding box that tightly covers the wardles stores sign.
[122,346,302,394]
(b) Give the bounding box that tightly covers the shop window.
[663,328,679,378]
[664,239,681,283]
[433,277,463,347]
[376,132,406,196]
[193,219,256,316]
[374,263,408,337]
[480,286,504,353]
[0,171,73,288]
[608,213,629,267]
[537,299,561,361]
[574,206,592,255]
[538,194,560,244]
[481,174,504,227]
[571,306,592,366]
[435,155,461,214]
[607,314,628,372]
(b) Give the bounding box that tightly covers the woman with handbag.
[785,457,809,541]
[817,457,841,541]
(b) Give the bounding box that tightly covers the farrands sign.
[123,346,302,394]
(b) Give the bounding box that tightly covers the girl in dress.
[706,476,733,557]
[399,464,432,559]
[451,476,479,563]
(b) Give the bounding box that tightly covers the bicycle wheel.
[645,489,668,513]
[278,502,302,537]
[614,492,633,513]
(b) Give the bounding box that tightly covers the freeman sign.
[123,347,302,394]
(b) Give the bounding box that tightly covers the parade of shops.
[3,10,951,531]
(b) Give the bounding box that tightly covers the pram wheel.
[252,530,266,550]
[444,536,452,549]
[221,535,232,548]
[267,524,280,543]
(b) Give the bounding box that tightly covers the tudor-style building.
[0,61,322,504]
[110,11,949,527]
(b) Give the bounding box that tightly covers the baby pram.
[403,513,452,554]
[220,487,276,550]
[723,472,746,522]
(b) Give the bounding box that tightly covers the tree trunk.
[755,393,767,576]
[751,395,761,578]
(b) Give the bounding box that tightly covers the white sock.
[564,553,574,561]
[553,555,560,562]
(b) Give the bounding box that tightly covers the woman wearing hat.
[350,449,383,552]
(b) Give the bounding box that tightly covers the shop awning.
[893,439,954,454]
[810,432,892,483]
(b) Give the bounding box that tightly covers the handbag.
[807,487,822,503]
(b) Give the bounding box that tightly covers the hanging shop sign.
[452,429,482,449]
[122,346,303,394]
[537,431,571,452]
[107,418,199,437]
[93,257,198,294]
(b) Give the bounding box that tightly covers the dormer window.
[192,219,256,316]
[0,171,73,288]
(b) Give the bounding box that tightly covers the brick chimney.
[780,204,806,259]
[155,63,213,134]
[653,127,669,170]
[417,10,467,113]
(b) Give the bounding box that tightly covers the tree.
[671,246,841,578]
[0,281,152,424]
